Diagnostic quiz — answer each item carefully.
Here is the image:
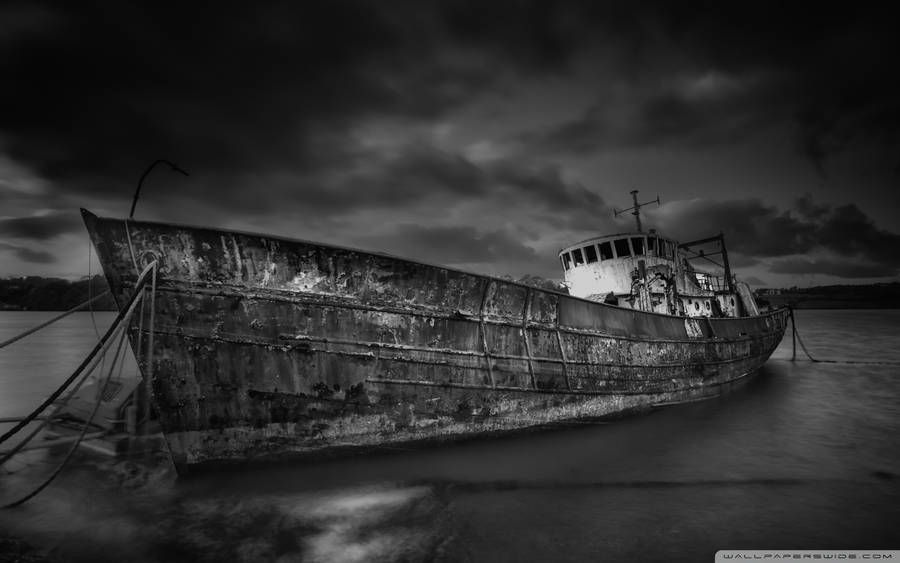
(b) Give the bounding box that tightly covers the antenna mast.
[614,190,660,232]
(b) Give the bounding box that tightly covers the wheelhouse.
[557,191,759,318]
[559,231,678,299]
[558,229,756,318]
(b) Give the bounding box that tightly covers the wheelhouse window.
[614,238,630,258]
[631,237,645,255]
[572,248,585,265]
[660,240,674,259]
[562,253,572,270]
[599,241,613,260]
[647,236,656,255]
[656,240,664,258]
[584,244,598,263]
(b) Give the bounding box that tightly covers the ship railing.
[694,272,735,293]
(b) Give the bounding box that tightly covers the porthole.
[694,302,700,311]
[705,301,711,310]
[730,297,735,306]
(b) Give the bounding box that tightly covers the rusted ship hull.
[82,209,790,470]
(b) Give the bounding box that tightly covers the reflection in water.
[148,485,444,563]
[3,461,452,563]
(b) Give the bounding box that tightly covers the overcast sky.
[1,1,898,288]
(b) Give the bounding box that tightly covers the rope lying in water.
[0,323,122,466]
[787,307,900,366]
[0,328,132,508]
[0,263,155,447]
[0,291,111,351]
[0,299,138,468]
[1,263,157,508]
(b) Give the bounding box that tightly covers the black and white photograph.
[1,2,898,561]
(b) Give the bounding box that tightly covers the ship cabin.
[558,230,756,319]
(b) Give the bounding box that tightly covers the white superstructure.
[557,192,757,318]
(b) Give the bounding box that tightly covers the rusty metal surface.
[81,209,790,469]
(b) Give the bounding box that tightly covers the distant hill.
[0,275,117,311]
[755,282,900,309]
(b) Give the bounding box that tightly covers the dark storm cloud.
[0,1,625,201]
[653,199,814,258]
[742,276,767,287]
[657,4,899,175]
[0,1,499,199]
[518,77,783,155]
[343,146,487,206]
[2,1,896,202]
[794,193,830,221]
[364,223,538,267]
[0,242,55,264]
[511,3,899,173]
[0,3,59,42]
[723,254,760,269]
[178,144,607,228]
[437,0,591,71]
[0,212,81,239]
[652,194,900,276]
[488,160,604,212]
[1,1,626,238]
[808,204,900,264]
[769,258,896,279]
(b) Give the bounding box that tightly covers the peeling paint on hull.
[82,209,790,471]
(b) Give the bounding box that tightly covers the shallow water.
[1,310,899,562]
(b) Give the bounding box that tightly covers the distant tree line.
[0,275,117,311]
[755,281,900,309]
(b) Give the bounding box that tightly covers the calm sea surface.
[1,310,899,562]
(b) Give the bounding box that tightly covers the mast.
[614,190,660,232]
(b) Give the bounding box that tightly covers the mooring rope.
[87,242,107,388]
[142,263,158,434]
[113,309,130,384]
[1,330,126,509]
[1,264,156,508]
[0,262,156,446]
[787,307,900,366]
[0,291,111,351]
[0,307,133,466]
[124,218,140,274]
[134,288,148,427]
[87,242,101,338]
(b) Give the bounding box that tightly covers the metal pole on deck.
[631,190,642,232]
[143,264,157,435]
[790,307,797,361]
[719,232,734,293]
[130,159,189,219]
[613,190,660,232]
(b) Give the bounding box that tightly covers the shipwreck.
[82,191,789,471]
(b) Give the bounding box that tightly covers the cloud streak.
[649,195,900,278]
[0,212,82,240]
[0,242,55,264]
